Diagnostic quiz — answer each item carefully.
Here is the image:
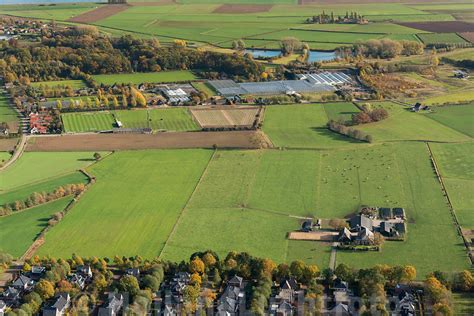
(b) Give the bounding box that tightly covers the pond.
[244,49,336,62]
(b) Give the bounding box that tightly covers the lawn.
[0,198,72,258]
[0,152,11,165]
[161,144,469,275]
[0,152,102,192]
[0,172,89,207]
[114,108,199,131]
[92,71,197,85]
[356,102,470,143]
[38,150,213,258]
[30,80,86,89]
[62,111,116,133]
[263,103,363,148]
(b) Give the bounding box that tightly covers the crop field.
[30,80,86,89]
[417,32,468,44]
[114,108,199,131]
[191,107,259,128]
[92,71,197,85]
[424,104,474,137]
[0,198,72,258]
[356,102,471,143]
[0,3,100,21]
[0,152,102,192]
[38,150,212,258]
[262,103,363,148]
[430,142,474,230]
[62,111,116,133]
[0,172,89,207]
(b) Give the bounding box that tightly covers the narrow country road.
[0,134,27,171]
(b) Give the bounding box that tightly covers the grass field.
[423,90,474,105]
[38,150,212,258]
[424,104,474,137]
[356,102,470,143]
[30,80,86,89]
[161,144,469,274]
[0,172,89,206]
[0,198,72,258]
[62,111,116,133]
[417,33,468,45]
[430,142,474,230]
[453,293,474,315]
[263,103,363,148]
[0,152,11,165]
[0,152,101,191]
[92,71,197,85]
[114,108,199,131]
[0,93,18,129]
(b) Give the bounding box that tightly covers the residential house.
[337,228,352,243]
[329,302,350,316]
[12,275,34,291]
[217,275,245,316]
[126,268,140,278]
[98,293,124,316]
[42,293,70,316]
[1,287,20,304]
[355,227,374,245]
[77,265,93,278]
[348,214,373,232]
[69,273,86,290]
[30,266,46,280]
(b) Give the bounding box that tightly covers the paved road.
[329,242,338,270]
[0,134,27,171]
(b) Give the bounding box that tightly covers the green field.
[62,111,116,133]
[430,142,474,230]
[0,198,72,258]
[0,152,102,191]
[30,80,86,89]
[114,108,199,131]
[263,103,363,148]
[92,71,197,85]
[1,172,89,207]
[425,104,474,137]
[357,102,470,142]
[424,90,474,106]
[0,93,18,129]
[417,33,468,45]
[0,3,99,21]
[38,150,212,258]
[0,152,11,165]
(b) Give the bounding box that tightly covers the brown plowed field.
[68,4,129,23]
[191,107,260,129]
[459,32,474,43]
[397,21,474,33]
[213,4,273,14]
[25,131,269,151]
[0,138,18,151]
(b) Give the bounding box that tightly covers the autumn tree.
[35,280,55,300]
[190,257,205,275]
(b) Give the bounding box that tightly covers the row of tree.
[337,39,424,59]
[0,183,85,216]
[327,119,373,143]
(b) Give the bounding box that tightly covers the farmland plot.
[191,107,260,128]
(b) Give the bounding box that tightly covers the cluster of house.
[325,279,419,315]
[338,207,406,246]
[0,19,49,38]
[29,110,52,134]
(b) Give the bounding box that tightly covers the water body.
[1,0,104,4]
[244,49,336,62]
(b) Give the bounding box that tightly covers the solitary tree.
[93,152,102,161]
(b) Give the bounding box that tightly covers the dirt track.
[68,4,129,23]
[213,4,273,14]
[25,131,269,151]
